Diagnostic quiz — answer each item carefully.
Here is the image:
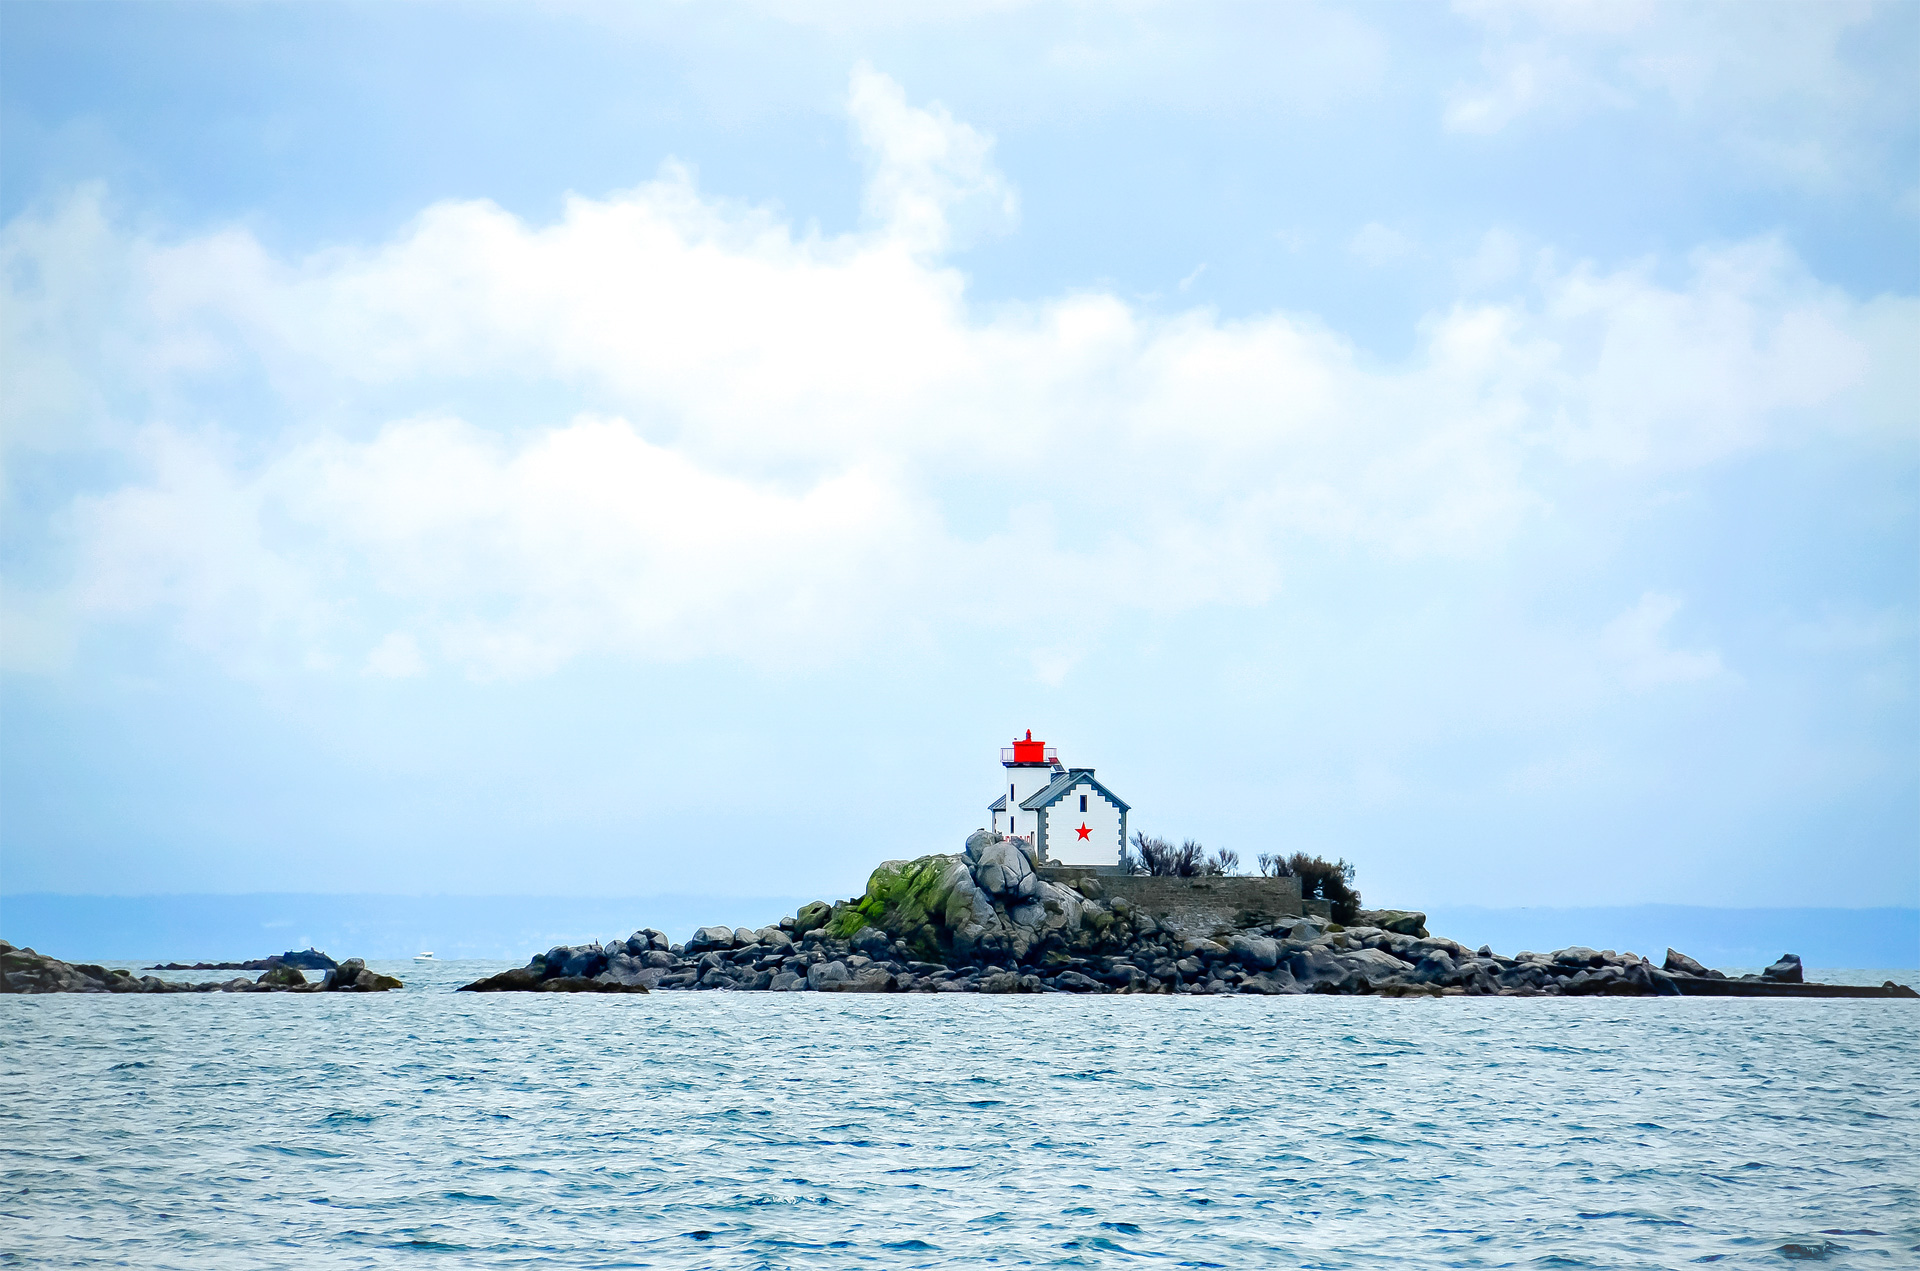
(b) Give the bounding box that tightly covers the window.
[1079,794,1088,811]
[1010,783,1015,803]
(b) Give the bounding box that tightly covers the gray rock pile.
[457,912,1700,997]
[0,942,401,994]
[459,831,1914,998]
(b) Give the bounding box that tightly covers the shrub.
[1287,852,1361,923]
[1130,833,1240,877]
[1256,852,1293,878]
[1131,833,1202,876]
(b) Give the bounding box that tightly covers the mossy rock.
[830,855,972,954]
[826,904,866,941]
[792,901,832,937]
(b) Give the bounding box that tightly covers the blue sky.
[2,1,1914,913]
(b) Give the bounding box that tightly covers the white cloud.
[1600,591,1724,690]
[847,62,1018,253]
[1443,0,1901,188]
[72,416,936,678]
[3,68,1911,681]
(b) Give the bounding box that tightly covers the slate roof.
[1019,767,1132,813]
[988,794,1007,812]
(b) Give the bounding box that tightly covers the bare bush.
[1128,834,1251,877]
[1256,852,1294,878]
[1130,832,1212,876]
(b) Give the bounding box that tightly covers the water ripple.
[1,964,1916,1267]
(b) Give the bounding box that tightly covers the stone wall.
[1040,868,1305,935]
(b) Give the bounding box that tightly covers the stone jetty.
[459,831,1918,999]
[0,941,401,994]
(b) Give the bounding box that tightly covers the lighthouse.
[988,731,1131,867]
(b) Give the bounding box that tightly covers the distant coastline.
[4,891,1916,968]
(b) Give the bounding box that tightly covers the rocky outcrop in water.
[149,948,339,972]
[457,931,671,992]
[1762,952,1803,983]
[454,833,1919,999]
[0,942,400,993]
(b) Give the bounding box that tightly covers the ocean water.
[3,962,1916,1269]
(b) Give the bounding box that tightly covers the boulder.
[1291,946,1409,993]
[963,828,1002,861]
[979,971,1041,993]
[850,926,892,958]
[535,976,649,993]
[623,930,662,955]
[1663,948,1711,977]
[319,958,405,991]
[457,967,540,991]
[685,926,737,953]
[1762,953,1804,984]
[1625,962,1680,996]
[791,901,832,937]
[321,958,365,989]
[1227,934,1281,970]
[561,945,610,979]
[1360,910,1429,938]
[820,966,898,993]
[807,960,851,990]
[256,965,307,987]
[1409,952,1458,985]
[1238,969,1300,994]
[973,840,1038,901]
[598,953,654,986]
[1551,946,1604,968]
[1284,916,1328,942]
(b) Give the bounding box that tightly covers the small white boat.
[414,952,436,962]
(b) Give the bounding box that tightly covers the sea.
[3,960,1916,1269]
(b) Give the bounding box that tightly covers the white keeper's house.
[989,731,1131,867]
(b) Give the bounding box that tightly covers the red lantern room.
[1002,729,1057,767]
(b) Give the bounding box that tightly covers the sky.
[1,0,1915,915]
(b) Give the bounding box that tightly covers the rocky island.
[461,832,1917,999]
[148,948,338,972]
[0,941,400,994]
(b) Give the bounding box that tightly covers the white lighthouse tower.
[988,731,1131,867]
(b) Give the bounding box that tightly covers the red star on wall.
[1075,823,1092,840]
